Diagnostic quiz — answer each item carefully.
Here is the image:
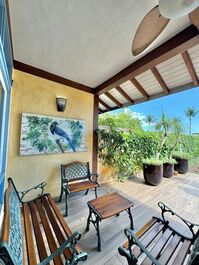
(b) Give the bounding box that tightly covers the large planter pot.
[163,163,174,178]
[143,163,163,186]
[174,158,188,174]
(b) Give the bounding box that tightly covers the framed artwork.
[20,113,87,155]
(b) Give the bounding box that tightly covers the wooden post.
[92,95,99,173]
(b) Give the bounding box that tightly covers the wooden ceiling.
[96,25,199,113]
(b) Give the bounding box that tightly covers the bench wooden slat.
[29,201,48,262]
[35,199,63,265]
[68,180,98,193]
[141,228,173,265]
[129,221,164,259]
[123,218,157,249]
[172,239,192,265]
[41,196,71,260]
[23,203,37,265]
[1,185,11,242]
[47,195,82,254]
[158,233,182,265]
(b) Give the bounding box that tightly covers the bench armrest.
[90,173,100,186]
[118,228,161,265]
[158,202,199,240]
[40,231,87,265]
[18,182,47,202]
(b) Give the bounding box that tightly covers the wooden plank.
[130,78,149,100]
[181,51,199,86]
[99,98,111,110]
[172,239,192,265]
[35,199,63,265]
[14,60,93,94]
[92,95,99,173]
[115,85,134,104]
[1,185,11,242]
[151,67,169,94]
[158,234,182,265]
[88,192,133,219]
[47,195,82,254]
[41,196,71,260]
[105,92,122,107]
[95,25,199,95]
[123,218,157,249]
[23,203,37,265]
[29,201,48,262]
[141,228,173,265]
[69,180,98,193]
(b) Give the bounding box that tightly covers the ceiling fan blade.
[189,7,199,28]
[159,0,199,19]
[132,6,170,56]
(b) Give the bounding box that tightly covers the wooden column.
[92,95,99,173]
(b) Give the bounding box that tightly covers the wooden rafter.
[151,67,169,94]
[115,85,134,104]
[99,98,111,110]
[181,51,199,86]
[102,81,194,113]
[95,25,199,95]
[130,78,149,100]
[105,92,122,107]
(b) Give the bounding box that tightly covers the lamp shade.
[56,97,67,112]
[159,0,199,19]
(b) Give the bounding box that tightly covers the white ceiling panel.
[136,70,163,95]
[9,0,190,87]
[120,80,143,100]
[99,94,117,108]
[108,88,128,104]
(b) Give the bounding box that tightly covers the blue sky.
[111,87,199,133]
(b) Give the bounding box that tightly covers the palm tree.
[185,107,198,135]
[145,114,155,131]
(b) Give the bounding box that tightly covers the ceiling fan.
[132,0,199,56]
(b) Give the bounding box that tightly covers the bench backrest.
[61,161,90,183]
[0,178,23,265]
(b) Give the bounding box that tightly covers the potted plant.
[143,114,171,185]
[173,151,190,174]
[163,158,176,178]
[143,158,163,185]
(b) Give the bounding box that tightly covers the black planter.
[174,158,188,174]
[143,164,163,186]
[163,163,174,178]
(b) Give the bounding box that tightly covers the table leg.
[127,207,134,230]
[96,217,101,251]
[85,206,102,251]
[85,206,92,232]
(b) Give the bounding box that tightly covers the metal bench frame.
[0,178,87,265]
[119,202,199,265]
[59,161,99,216]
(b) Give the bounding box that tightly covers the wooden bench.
[0,178,87,265]
[59,161,99,216]
[119,202,199,265]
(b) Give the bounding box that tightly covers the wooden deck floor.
[56,172,199,265]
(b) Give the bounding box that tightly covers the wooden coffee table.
[85,192,134,251]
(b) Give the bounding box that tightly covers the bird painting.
[50,121,76,152]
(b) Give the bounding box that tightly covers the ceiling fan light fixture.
[159,0,199,19]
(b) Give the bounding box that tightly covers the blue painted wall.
[0,0,13,205]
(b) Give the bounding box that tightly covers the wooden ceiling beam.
[151,67,169,94]
[105,92,122,107]
[115,85,134,104]
[99,98,111,110]
[95,25,199,95]
[130,78,149,100]
[181,51,199,86]
[14,60,94,94]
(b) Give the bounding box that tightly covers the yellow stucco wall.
[7,70,94,197]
